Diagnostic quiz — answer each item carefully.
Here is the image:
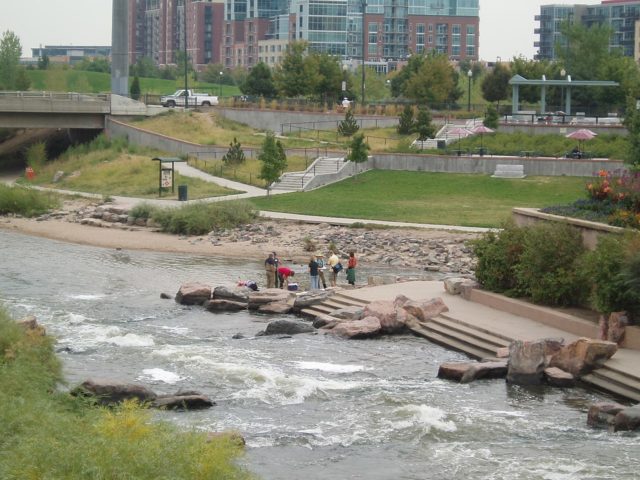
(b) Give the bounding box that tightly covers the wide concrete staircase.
[271,156,346,191]
[303,287,640,402]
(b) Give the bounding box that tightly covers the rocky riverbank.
[19,201,480,275]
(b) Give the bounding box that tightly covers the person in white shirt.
[327,250,340,287]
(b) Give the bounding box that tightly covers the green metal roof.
[509,74,619,87]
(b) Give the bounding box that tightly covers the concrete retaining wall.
[512,207,624,250]
[500,123,626,137]
[218,108,398,133]
[370,153,624,177]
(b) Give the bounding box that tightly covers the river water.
[1,229,639,479]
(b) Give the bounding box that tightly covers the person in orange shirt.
[346,251,357,286]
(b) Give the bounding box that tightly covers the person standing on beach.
[346,251,357,286]
[315,252,327,289]
[264,253,276,288]
[328,250,340,287]
[308,255,320,290]
[273,252,280,288]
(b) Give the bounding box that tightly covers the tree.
[131,56,158,78]
[624,97,640,170]
[222,137,246,166]
[389,54,424,97]
[74,57,110,73]
[274,42,312,97]
[258,132,287,194]
[414,107,436,141]
[484,104,499,129]
[0,30,22,90]
[37,53,50,70]
[403,53,460,106]
[481,62,511,107]
[130,75,141,100]
[309,53,342,104]
[346,133,370,176]
[338,108,359,136]
[15,68,30,90]
[397,105,415,135]
[241,62,276,97]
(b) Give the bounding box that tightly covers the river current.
[1,229,639,479]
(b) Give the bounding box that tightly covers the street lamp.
[219,71,223,98]
[560,68,566,112]
[467,69,473,112]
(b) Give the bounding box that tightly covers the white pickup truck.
[160,89,219,107]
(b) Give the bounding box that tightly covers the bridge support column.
[111,0,129,97]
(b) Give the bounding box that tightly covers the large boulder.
[152,394,215,410]
[549,338,618,377]
[607,311,628,345]
[259,302,292,314]
[363,300,403,333]
[507,340,547,385]
[204,299,247,312]
[175,283,212,305]
[264,319,315,336]
[613,405,640,432]
[587,402,625,428]
[292,290,333,312]
[400,297,448,322]
[212,285,251,303]
[325,316,382,339]
[544,367,575,388]
[73,379,157,405]
[248,290,294,310]
[443,277,479,296]
[312,313,339,329]
[438,361,508,383]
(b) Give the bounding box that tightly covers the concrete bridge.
[0,91,156,129]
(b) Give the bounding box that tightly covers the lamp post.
[560,68,566,112]
[183,0,188,110]
[219,71,223,98]
[467,69,472,112]
[361,0,367,106]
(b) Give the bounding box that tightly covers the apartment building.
[128,0,478,71]
[536,0,640,61]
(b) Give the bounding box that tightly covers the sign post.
[152,157,187,197]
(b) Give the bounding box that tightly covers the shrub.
[222,137,246,166]
[303,235,317,252]
[152,200,256,235]
[397,105,414,135]
[129,202,158,220]
[583,234,640,322]
[26,142,47,169]
[471,220,526,294]
[337,109,359,137]
[516,222,589,306]
[0,184,60,217]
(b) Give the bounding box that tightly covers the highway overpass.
[0,92,157,129]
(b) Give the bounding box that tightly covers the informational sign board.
[161,168,172,188]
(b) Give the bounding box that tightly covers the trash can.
[436,139,446,149]
[178,185,188,201]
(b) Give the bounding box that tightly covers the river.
[1,229,639,479]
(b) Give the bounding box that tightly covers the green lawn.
[250,170,589,227]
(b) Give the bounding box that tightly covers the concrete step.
[407,320,496,360]
[581,371,640,402]
[300,291,368,318]
[410,317,504,359]
[433,315,512,349]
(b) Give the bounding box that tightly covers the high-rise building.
[536,1,640,61]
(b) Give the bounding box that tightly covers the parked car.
[160,89,218,107]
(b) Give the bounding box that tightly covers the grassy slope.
[0,309,252,479]
[250,170,588,227]
[26,69,241,96]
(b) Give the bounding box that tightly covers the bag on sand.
[332,263,343,273]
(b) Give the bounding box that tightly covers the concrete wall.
[218,108,398,133]
[370,153,624,177]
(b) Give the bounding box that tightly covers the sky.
[1,0,597,62]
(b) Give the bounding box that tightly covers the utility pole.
[184,0,188,109]
[361,0,367,107]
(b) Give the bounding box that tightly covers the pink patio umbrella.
[566,128,597,153]
[471,124,494,151]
